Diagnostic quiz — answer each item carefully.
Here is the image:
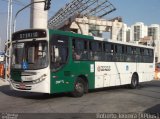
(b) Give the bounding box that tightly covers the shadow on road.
[0,85,68,100]
[144,104,160,113]
[144,104,160,118]
[123,81,160,100]
[0,80,160,100]
[0,84,130,100]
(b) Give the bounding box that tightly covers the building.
[147,24,160,62]
[126,27,131,42]
[148,24,160,41]
[139,36,153,46]
[116,23,128,42]
[130,22,148,42]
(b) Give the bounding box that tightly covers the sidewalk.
[0,78,9,86]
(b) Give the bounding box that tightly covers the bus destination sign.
[12,29,47,41]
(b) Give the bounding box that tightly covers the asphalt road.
[0,80,160,118]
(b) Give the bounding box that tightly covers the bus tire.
[130,73,139,89]
[71,78,85,97]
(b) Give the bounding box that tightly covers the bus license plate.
[19,83,26,89]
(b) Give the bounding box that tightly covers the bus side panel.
[95,62,138,88]
[137,63,154,82]
[49,32,95,94]
[71,61,95,90]
[50,71,75,94]
[50,61,95,94]
[94,62,154,89]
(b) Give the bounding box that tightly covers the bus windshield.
[11,40,48,70]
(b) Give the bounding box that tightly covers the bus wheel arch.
[78,75,89,93]
[130,72,139,89]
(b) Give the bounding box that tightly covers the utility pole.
[5,0,13,81]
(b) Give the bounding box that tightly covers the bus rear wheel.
[71,78,85,97]
[130,74,139,89]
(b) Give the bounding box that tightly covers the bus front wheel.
[71,78,85,97]
[130,74,139,89]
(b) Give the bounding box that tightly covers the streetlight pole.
[6,0,10,42]
[8,0,13,80]
[5,0,13,80]
[6,0,13,42]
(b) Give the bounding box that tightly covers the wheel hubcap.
[132,76,137,87]
[134,80,137,86]
[75,83,84,93]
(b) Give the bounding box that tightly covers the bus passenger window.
[73,51,81,60]
[50,35,69,71]
[117,45,123,62]
[126,46,132,62]
[104,43,112,61]
[81,41,88,60]
[72,39,89,60]
[149,49,154,63]
[89,41,102,61]
[81,51,88,60]
[140,49,144,62]
[144,49,149,63]
[135,48,141,62]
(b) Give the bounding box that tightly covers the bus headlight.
[33,74,47,84]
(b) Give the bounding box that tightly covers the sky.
[0,0,160,50]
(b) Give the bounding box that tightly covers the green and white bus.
[10,29,155,97]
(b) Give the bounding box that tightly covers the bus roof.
[107,40,153,49]
[49,29,93,40]
[93,36,154,49]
